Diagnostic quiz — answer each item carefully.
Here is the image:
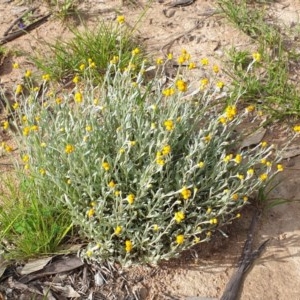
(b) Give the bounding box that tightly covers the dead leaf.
[42,287,56,300]
[20,256,53,275]
[163,8,176,18]
[94,272,104,286]
[186,297,218,300]
[59,244,84,253]
[20,255,84,284]
[0,254,9,278]
[44,282,80,298]
[241,127,266,148]
[281,146,300,159]
[8,276,43,295]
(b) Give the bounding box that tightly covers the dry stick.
[160,21,201,54]
[0,13,52,46]
[3,7,38,36]
[166,0,195,8]
[220,210,269,300]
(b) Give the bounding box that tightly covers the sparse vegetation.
[219,0,300,119]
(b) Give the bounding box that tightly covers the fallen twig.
[165,0,195,8]
[0,13,52,46]
[160,10,220,53]
[3,7,38,36]
[220,210,269,300]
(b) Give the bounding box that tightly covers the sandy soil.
[1,0,300,299]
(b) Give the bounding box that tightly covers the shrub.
[3,51,283,265]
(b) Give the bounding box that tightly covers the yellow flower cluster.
[293,125,300,132]
[277,164,284,172]
[200,57,209,66]
[85,125,92,132]
[74,92,83,103]
[200,78,209,90]
[188,62,196,70]
[260,141,267,148]
[42,74,50,81]
[234,154,242,164]
[165,53,172,61]
[162,88,175,97]
[225,105,237,121]
[73,75,80,84]
[176,79,187,92]
[88,58,96,68]
[252,52,261,62]
[102,162,110,171]
[247,168,254,176]
[65,144,75,154]
[156,58,164,65]
[22,154,30,163]
[259,173,268,181]
[162,144,171,155]
[176,234,184,245]
[39,168,46,176]
[117,15,125,24]
[237,173,244,180]
[232,193,239,201]
[177,49,191,65]
[114,226,122,235]
[127,193,135,204]
[1,142,13,153]
[223,154,233,163]
[245,105,255,113]
[212,64,219,73]
[110,56,119,65]
[153,224,159,231]
[125,240,132,252]
[22,125,39,136]
[209,218,218,225]
[1,121,9,130]
[174,211,185,223]
[156,157,165,166]
[15,84,23,95]
[156,145,171,166]
[204,134,211,143]
[216,81,224,89]
[79,63,85,71]
[56,97,63,105]
[25,70,32,78]
[198,161,205,168]
[132,48,140,56]
[181,186,191,200]
[108,180,116,188]
[163,119,174,131]
[87,208,95,218]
